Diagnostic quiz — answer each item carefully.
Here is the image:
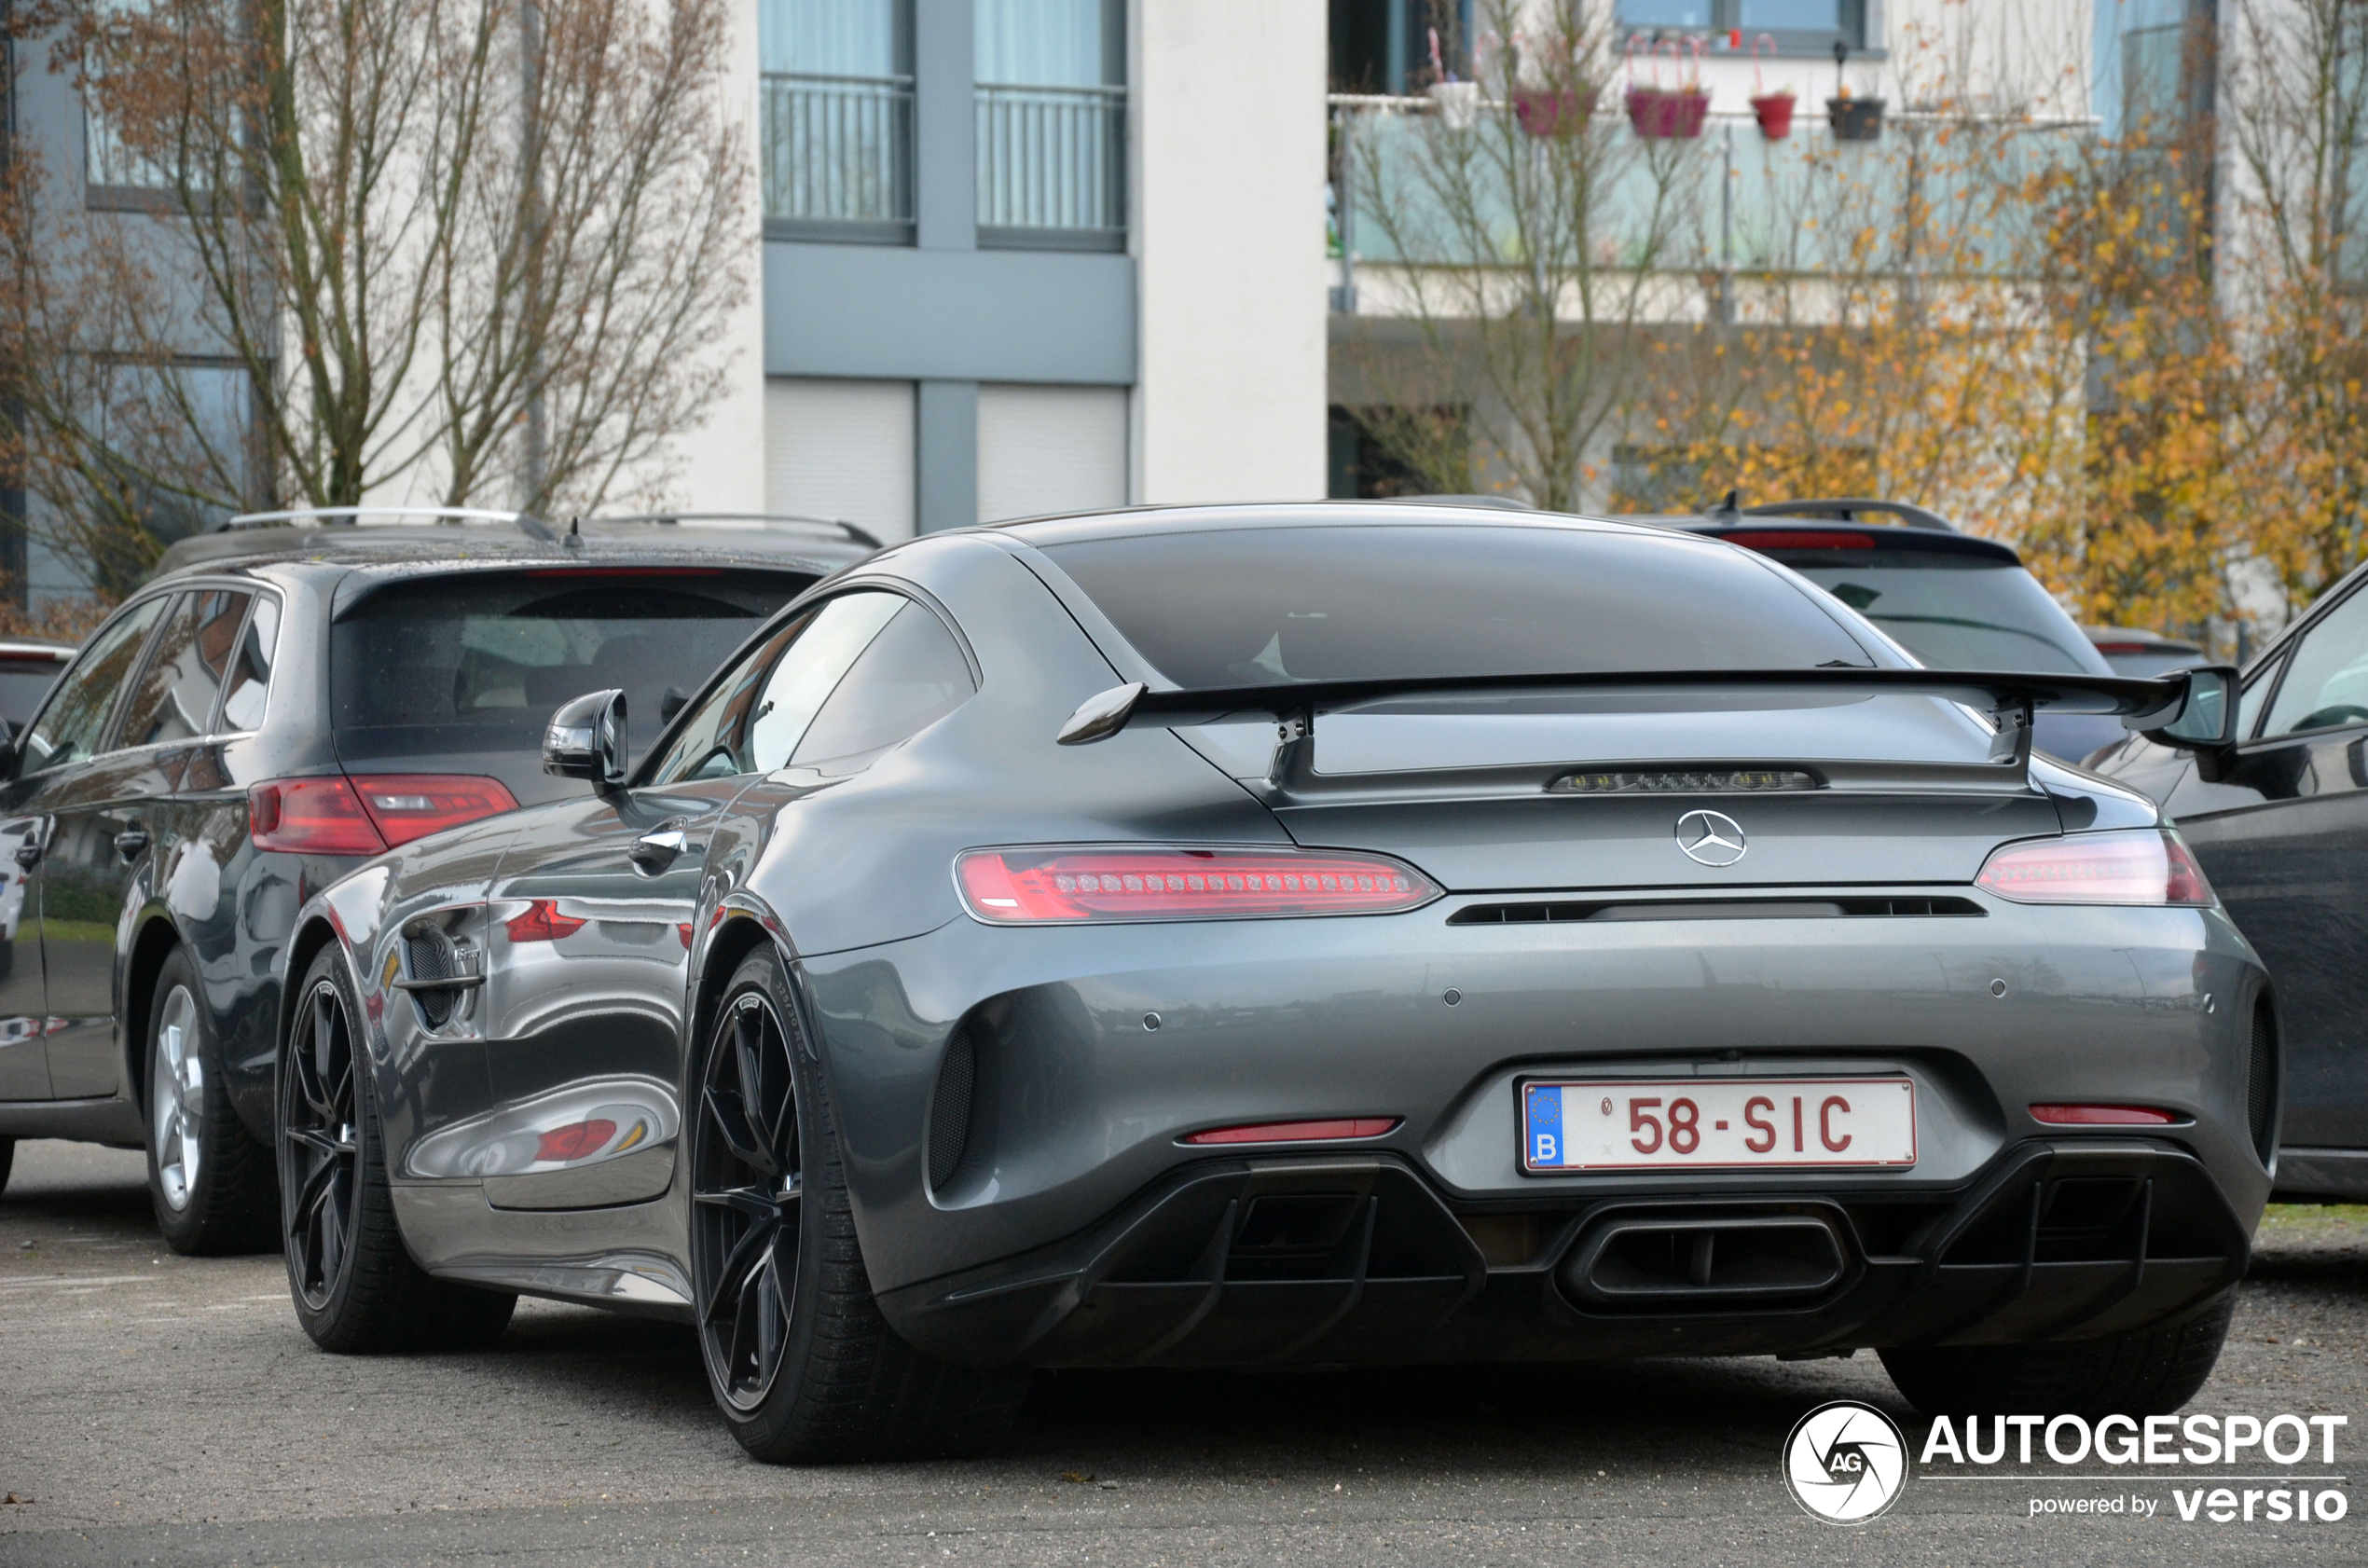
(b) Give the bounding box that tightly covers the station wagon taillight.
[1975,829,2214,907]
[249,774,519,856]
[954,846,1440,924]
[349,774,518,846]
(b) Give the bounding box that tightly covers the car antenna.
[1709,488,1742,524]
[564,516,584,551]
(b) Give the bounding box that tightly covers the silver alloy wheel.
[151,984,201,1211]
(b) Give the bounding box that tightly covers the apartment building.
[5,0,1329,604]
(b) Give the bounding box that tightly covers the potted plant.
[1425,28,1479,130]
[1747,34,1794,140]
[1826,39,1884,142]
[1629,37,1709,140]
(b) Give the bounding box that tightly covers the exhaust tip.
[1562,1213,1848,1306]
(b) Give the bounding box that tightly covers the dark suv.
[0,510,871,1245]
[1622,498,2127,763]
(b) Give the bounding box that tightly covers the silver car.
[273,504,2265,1461]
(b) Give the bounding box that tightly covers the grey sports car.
[276,504,2266,1461]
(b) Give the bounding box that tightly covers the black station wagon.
[0,510,871,1244]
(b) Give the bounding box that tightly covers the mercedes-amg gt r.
[271,503,2268,1461]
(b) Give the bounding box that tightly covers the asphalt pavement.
[2,1137,2362,1567]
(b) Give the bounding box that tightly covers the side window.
[2263,586,2368,737]
[744,593,904,771]
[115,588,254,749]
[791,602,974,767]
[218,593,279,733]
[647,591,905,783]
[18,597,169,773]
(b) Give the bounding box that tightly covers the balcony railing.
[763,71,915,239]
[976,82,1126,248]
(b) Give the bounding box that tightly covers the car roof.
[985,500,1712,548]
[147,509,876,583]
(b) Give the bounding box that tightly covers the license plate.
[1521,1078,1917,1173]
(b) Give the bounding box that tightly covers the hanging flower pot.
[1631,86,1710,139]
[1428,79,1479,130]
[1513,86,1596,137]
[1828,95,1885,141]
[1629,39,1707,139]
[1745,35,1793,140]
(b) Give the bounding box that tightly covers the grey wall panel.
[764,242,1137,386]
[916,381,981,534]
[913,0,977,250]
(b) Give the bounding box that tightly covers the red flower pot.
[1750,92,1796,140]
[1629,87,1709,139]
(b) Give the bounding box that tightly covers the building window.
[1616,0,1868,55]
[83,0,186,205]
[761,0,916,243]
[975,0,1125,250]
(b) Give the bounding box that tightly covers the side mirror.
[543,688,628,792]
[2135,666,2238,778]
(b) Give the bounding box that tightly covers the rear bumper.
[874,1136,2251,1368]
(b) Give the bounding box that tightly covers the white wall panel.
[764,377,916,542]
[976,383,1128,522]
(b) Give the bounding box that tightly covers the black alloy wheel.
[281,971,361,1314]
[692,987,805,1413]
[276,945,515,1353]
[688,948,1028,1462]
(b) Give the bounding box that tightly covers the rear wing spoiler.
[1056,665,2239,772]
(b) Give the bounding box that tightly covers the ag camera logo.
[1784,1400,1909,1523]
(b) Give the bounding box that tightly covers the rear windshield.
[1039,524,1873,687]
[331,571,812,763]
[1751,550,2107,675]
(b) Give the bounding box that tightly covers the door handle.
[627,827,693,873]
[114,827,151,861]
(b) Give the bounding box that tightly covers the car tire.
[0,1135,13,1198]
[278,945,516,1354]
[690,946,1029,1464]
[146,947,278,1255]
[1879,1286,2238,1419]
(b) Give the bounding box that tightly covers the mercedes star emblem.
[1675,808,1748,867]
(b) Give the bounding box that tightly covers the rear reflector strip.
[2030,1104,2180,1126]
[956,847,1440,924]
[1549,768,1818,795]
[1182,1118,1400,1146]
[1976,829,2214,906]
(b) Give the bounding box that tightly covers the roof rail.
[1734,497,1957,532]
[222,506,558,542]
[592,512,884,550]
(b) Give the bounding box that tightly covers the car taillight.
[248,777,388,856]
[1975,829,2214,907]
[954,847,1441,924]
[349,774,519,847]
[505,899,588,943]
